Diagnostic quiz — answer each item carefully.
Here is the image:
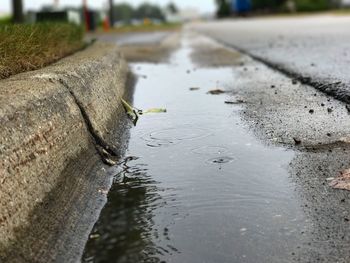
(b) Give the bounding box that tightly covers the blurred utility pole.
[109,0,114,27]
[12,0,24,23]
[83,0,90,31]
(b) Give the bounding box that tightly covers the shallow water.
[82,38,309,263]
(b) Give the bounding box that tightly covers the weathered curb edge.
[0,42,133,258]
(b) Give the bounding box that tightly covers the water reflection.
[82,36,309,263]
[82,157,164,263]
[140,126,212,148]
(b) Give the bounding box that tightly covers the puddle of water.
[141,126,212,148]
[191,145,229,155]
[82,37,309,263]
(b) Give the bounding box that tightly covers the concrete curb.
[0,42,133,258]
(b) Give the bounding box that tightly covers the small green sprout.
[121,98,166,126]
[143,108,167,114]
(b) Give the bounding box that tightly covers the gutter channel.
[208,36,350,105]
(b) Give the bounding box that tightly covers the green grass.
[0,23,84,79]
[0,16,12,25]
[294,0,330,12]
[252,8,350,18]
[330,8,350,15]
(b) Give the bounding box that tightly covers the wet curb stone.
[0,42,132,260]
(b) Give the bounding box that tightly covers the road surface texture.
[192,15,350,103]
[82,28,350,263]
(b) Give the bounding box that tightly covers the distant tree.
[12,0,24,23]
[134,3,165,20]
[251,0,286,11]
[113,3,134,22]
[166,2,179,14]
[215,0,231,17]
[294,0,330,11]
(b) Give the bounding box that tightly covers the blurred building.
[34,10,81,24]
[165,11,182,23]
[341,0,350,6]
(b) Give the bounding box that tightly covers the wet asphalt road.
[192,15,350,103]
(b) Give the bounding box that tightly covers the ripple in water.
[82,157,172,263]
[206,156,236,165]
[191,146,228,155]
[141,127,211,147]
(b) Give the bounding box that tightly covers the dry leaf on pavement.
[329,169,350,191]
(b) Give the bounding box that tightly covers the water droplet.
[141,127,211,147]
[206,156,235,164]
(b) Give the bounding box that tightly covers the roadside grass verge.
[0,16,12,25]
[0,23,85,79]
[331,8,350,15]
[254,8,350,18]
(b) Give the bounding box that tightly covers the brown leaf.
[329,169,350,191]
[189,87,200,91]
[207,89,226,95]
[293,137,302,145]
[224,99,246,104]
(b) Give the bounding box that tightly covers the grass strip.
[0,23,84,79]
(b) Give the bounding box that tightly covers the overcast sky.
[1,0,216,14]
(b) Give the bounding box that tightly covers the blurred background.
[1,0,350,29]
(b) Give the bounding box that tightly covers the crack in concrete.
[58,79,120,164]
